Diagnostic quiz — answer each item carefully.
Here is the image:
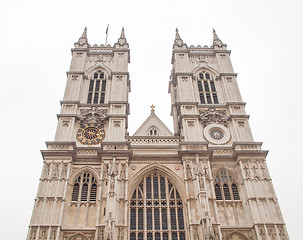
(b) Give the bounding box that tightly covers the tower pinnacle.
[115,27,128,48]
[74,26,88,48]
[174,28,186,48]
[212,28,224,46]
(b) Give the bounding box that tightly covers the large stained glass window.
[130,173,185,240]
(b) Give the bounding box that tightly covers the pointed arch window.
[214,170,240,201]
[197,71,219,104]
[71,172,98,202]
[130,173,185,240]
[87,70,106,104]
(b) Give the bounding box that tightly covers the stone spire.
[173,28,186,49]
[81,26,87,39]
[74,26,88,48]
[114,27,128,48]
[212,28,224,47]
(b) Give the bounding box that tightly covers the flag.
[106,24,109,34]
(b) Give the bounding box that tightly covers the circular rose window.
[204,123,230,144]
[210,129,224,140]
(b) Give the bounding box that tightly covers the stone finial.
[175,28,181,40]
[74,26,88,48]
[114,27,128,48]
[120,27,125,39]
[174,28,186,48]
[212,28,224,46]
[81,26,87,38]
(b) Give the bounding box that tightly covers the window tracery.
[87,70,106,104]
[130,173,185,240]
[71,172,97,202]
[214,170,240,201]
[148,127,159,136]
[197,71,218,104]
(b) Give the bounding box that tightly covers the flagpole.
[105,24,109,45]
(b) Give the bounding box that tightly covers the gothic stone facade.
[27,28,289,240]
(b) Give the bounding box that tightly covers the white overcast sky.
[0,0,302,239]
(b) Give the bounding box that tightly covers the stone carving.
[258,225,266,240]
[252,164,259,180]
[186,163,192,179]
[242,161,269,181]
[39,228,47,240]
[110,176,115,192]
[52,163,60,180]
[120,164,126,179]
[97,227,104,240]
[42,163,50,179]
[79,107,107,124]
[266,225,276,240]
[30,227,37,240]
[61,164,68,179]
[71,75,79,81]
[277,225,285,240]
[50,227,57,240]
[198,175,205,191]
[128,138,179,145]
[204,213,217,240]
[63,232,94,240]
[199,108,229,126]
[243,162,250,179]
[105,212,114,240]
[193,226,199,240]
[102,164,108,179]
[118,227,124,240]
[226,232,246,240]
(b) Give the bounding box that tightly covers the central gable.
[133,113,173,136]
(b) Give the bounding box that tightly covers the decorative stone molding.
[76,150,98,156]
[199,108,229,127]
[103,145,127,151]
[63,231,95,240]
[79,107,107,124]
[212,150,233,156]
[127,137,180,145]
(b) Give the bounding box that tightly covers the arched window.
[148,127,159,136]
[130,173,185,240]
[71,172,97,202]
[87,70,106,104]
[214,170,240,201]
[197,71,219,104]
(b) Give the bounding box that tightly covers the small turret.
[212,28,226,49]
[173,28,187,49]
[74,27,88,48]
[114,27,129,48]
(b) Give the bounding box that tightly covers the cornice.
[60,100,80,106]
[66,71,85,77]
[57,114,78,119]
[213,49,231,54]
[226,102,246,106]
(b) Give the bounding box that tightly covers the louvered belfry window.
[214,170,240,201]
[87,70,106,104]
[130,173,185,240]
[71,172,97,202]
[197,71,219,104]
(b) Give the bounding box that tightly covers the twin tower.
[27,27,289,240]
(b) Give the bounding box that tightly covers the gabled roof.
[133,113,173,136]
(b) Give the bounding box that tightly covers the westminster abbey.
[27,27,289,240]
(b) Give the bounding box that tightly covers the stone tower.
[27,28,289,240]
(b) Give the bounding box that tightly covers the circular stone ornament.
[203,123,230,144]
